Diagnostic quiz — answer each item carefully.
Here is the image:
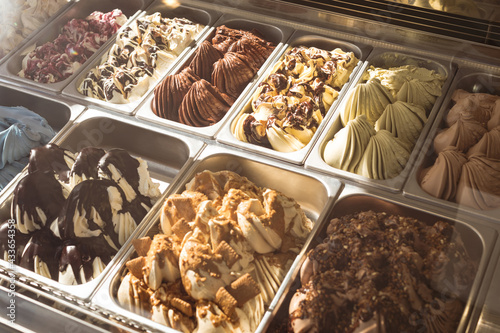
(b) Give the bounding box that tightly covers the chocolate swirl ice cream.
[78,14,204,104]
[1,144,161,284]
[151,26,276,127]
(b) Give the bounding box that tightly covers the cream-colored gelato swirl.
[341,79,394,126]
[324,115,375,173]
[355,130,411,180]
[117,170,313,332]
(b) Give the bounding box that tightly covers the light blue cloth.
[0,106,56,190]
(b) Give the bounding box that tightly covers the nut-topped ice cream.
[420,89,500,210]
[18,9,127,83]
[233,45,359,152]
[151,26,276,127]
[78,13,204,104]
[287,210,476,333]
[117,170,313,332]
[1,143,161,284]
[324,62,446,180]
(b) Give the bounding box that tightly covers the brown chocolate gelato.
[152,26,275,127]
[421,89,500,210]
[287,210,477,333]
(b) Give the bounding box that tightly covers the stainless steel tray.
[306,47,457,192]
[0,0,149,93]
[216,29,370,165]
[90,143,342,333]
[136,13,293,138]
[62,0,221,115]
[404,68,500,223]
[0,82,85,196]
[0,0,75,66]
[263,183,497,333]
[0,109,205,302]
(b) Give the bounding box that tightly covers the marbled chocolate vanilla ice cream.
[233,45,359,152]
[151,26,276,126]
[324,61,446,180]
[287,211,477,333]
[117,170,313,332]
[0,144,161,284]
[420,89,500,210]
[18,9,127,83]
[79,14,204,104]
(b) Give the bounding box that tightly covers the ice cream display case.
[0,0,500,332]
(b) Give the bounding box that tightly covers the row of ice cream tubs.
[0,77,499,333]
[0,0,499,332]
[0,112,497,332]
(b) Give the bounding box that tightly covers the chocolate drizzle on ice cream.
[2,143,161,284]
[117,170,313,332]
[78,13,204,104]
[234,45,359,153]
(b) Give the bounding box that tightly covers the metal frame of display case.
[0,0,499,332]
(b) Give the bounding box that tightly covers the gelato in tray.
[151,25,276,126]
[0,0,69,59]
[233,45,359,152]
[283,210,477,332]
[420,89,500,210]
[0,143,161,285]
[18,9,127,83]
[323,63,446,180]
[0,105,56,190]
[78,13,205,104]
[116,170,313,332]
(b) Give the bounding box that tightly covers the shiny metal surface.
[136,13,293,137]
[217,30,371,164]
[0,0,149,93]
[305,47,456,192]
[91,143,342,333]
[63,0,220,115]
[404,69,500,223]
